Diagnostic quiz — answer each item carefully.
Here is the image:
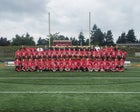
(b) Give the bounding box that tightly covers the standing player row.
[15,47,126,59]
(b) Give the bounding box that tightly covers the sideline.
[0,77,140,80]
[0,91,140,94]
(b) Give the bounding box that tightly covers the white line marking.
[0,77,140,80]
[0,91,140,94]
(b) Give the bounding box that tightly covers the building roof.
[53,40,72,42]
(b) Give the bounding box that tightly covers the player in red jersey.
[110,60,116,72]
[64,59,70,71]
[71,59,77,71]
[85,58,93,72]
[20,49,26,59]
[57,48,61,58]
[68,48,72,58]
[52,48,57,58]
[62,48,66,58]
[96,50,101,59]
[65,49,68,58]
[111,50,116,59]
[80,58,87,71]
[114,58,119,72]
[101,49,106,59]
[106,50,111,59]
[29,58,36,71]
[116,50,122,59]
[15,49,21,59]
[37,58,45,72]
[76,58,81,71]
[91,49,96,59]
[104,60,111,72]
[100,60,105,72]
[48,58,52,71]
[21,59,28,71]
[122,51,127,59]
[88,61,93,72]
[29,50,34,59]
[48,49,52,58]
[82,49,86,58]
[93,59,100,72]
[71,48,76,58]
[27,58,32,71]
[14,58,21,72]
[55,49,59,58]
[118,59,124,72]
[14,58,21,67]
[67,58,72,71]
[62,58,67,70]
[48,58,51,71]
[88,58,93,72]
[34,58,38,71]
[58,59,64,72]
[38,51,44,59]
[50,59,57,72]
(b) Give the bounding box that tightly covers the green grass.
[0,64,140,112]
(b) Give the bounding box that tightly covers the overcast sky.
[0,0,140,42]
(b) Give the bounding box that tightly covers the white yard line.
[0,91,140,94]
[0,77,140,80]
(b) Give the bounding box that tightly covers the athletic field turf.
[0,63,140,112]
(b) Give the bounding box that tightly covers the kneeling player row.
[14,58,124,72]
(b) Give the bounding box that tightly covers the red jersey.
[28,59,33,67]
[110,61,116,70]
[105,61,110,69]
[21,59,28,69]
[15,50,21,58]
[14,59,21,66]
[119,59,124,66]
[37,59,45,70]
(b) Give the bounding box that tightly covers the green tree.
[91,24,105,46]
[105,30,114,46]
[85,38,89,46]
[126,29,137,43]
[0,37,10,46]
[12,33,35,46]
[37,37,48,45]
[70,37,79,46]
[48,32,59,46]
[116,32,127,43]
[78,32,85,46]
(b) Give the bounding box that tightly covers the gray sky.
[0,0,140,42]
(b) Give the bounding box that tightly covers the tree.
[104,30,114,46]
[90,24,105,46]
[90,24,97,45]
[0,37,10,46]
[126,29,137,43]
[78,32,85,46]
[70,37,79,46]
[116,32,127,43]
[12,33,35,46]
[85,38,89,46]
[37,37,48,45]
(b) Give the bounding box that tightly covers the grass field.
[0,63,140,112]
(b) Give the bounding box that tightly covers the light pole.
[48,12,51,47]
[89,12,91,47]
